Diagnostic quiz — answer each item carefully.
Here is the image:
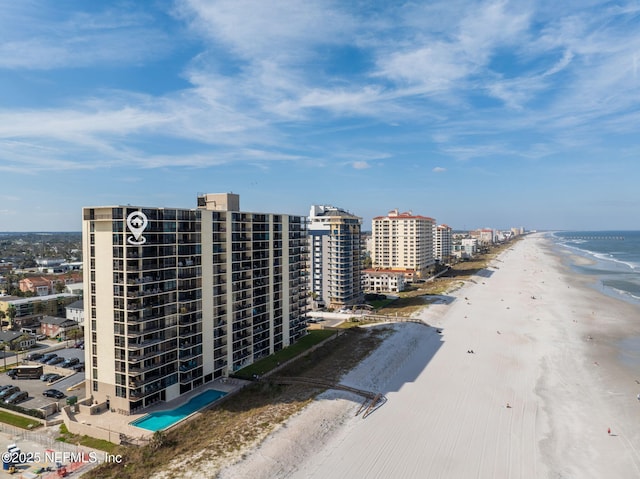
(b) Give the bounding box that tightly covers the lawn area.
[367,298,395,309]
[0,409,42,429]
[57,423,120,453]
[233,329,337,380]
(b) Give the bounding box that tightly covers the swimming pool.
[130,389,227,432]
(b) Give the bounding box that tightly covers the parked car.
[0,386,20,399]
[61,357,80,368]
[6,369,18,378]
[45,374,62,383]
[40,373,57,382]
[71,363,85,372]
[25,352,44,361]
[36,334,47,341]
[39,353,57,363]
[0,385,13,393]
[73,341,84,349]
[42,389,65,399]
[5,391,28,404]
[45,357,64,366]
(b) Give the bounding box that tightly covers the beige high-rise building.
[82,193,308,414]
[308,205,364,309]
[372,209,435,280]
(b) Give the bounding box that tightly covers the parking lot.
[0,343,86,411]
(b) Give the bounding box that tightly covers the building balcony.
[128,360,168,376]
[127,336,171,351]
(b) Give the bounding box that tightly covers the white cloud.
[1,0,639,176]
[433,166,446,173]
[375,1,530,96]
[0,4,171,70]
[352,161,371,170]
[176,0,355,62]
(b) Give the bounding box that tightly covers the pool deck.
[69,378,250,442]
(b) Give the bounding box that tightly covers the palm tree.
[6,305,16,330]
[34,301,45,315]
[54,281,66,294]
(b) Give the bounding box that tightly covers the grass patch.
[0,410,42,429]
[57,424,120,454]
[233,329,336,380]
[367,298,394,309]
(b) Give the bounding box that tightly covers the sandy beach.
[213,233,640,479]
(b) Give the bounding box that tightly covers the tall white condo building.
[308,205,364,310]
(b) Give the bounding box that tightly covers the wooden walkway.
[266,376,387,419]
[351,313,431,327]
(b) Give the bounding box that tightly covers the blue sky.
[1,0,639,232]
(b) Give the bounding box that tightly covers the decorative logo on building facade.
[126,211,148,245]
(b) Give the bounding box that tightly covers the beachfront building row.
[82,193,309,415]
[308,205,364,310]
[371,209,436,282]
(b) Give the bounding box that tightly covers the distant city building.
[35,258,66,274]
[452,238,479,259]
[35,258,65,268]
[372,209,436,281]
[0,263,13,274]
[363,269,406,293]
[434,225,453,263]
[308,205,364,310]
[470,228,495,245]
[60,261,83,271]
[0,293,79,326]
[82,193,309,414]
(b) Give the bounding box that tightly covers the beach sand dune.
[217,235,640,479]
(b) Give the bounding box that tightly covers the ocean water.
[552,231,640,370]
[552,231,640,305]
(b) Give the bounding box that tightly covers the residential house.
[39,316,79,339]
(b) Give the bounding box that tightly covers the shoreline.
[180,234,640,478]
[550,232,640,308]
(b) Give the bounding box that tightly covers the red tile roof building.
[372,209,436,280]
